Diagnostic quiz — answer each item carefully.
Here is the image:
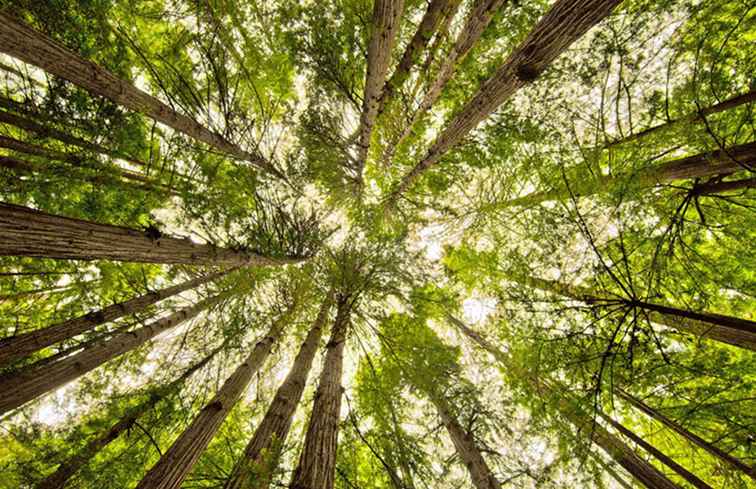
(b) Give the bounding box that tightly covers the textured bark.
[606,89,756,148]
[35,345,222,489]
[691,177,756,195]
[519,275,756,352]
[432,396,501,489]
[289,295,351,489]
[0,269,232,366]
[378,0,461,112]
[617,389,756,480]
[225,293,334,489]
[354,0,406,179]
[0,13,282,179]
[497,141,756,209]
[0,295,220,415]
[0,101,147,168]
[600,414,714,489]
[385,0,505,166]
[389,0,623,204]
[449,316,682,489]
[0,202,300,266]
[135,306,294,489]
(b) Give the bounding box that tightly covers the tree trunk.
[384,0,505,166]
[616,389,756,480]
[0,99,148,168]
[431,395,501,489]
[605,89,756,148]
[225,293,333,489]
[499,141,756,209]
[448,315,682,489]
[35,344,223,489]
[0,295,221,415]
[134,304,295,489]
[289,294,351,489]
[0,202,300,266]
[691,177,756,195]
[0,269,232,366]
[378,0,461,112]
[388,0,623,205]
[600,413,714,489]
[354,0,406,180]
[518,275,756,352]
[0,13,282,179]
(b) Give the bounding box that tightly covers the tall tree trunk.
[0,13,282,179]
[599,413,714,489]
[691,177,756,196]
[289,294,352,489]
[354,0,406,181]
[384,0,506,166]
[0,99,148,168]
[0,269,232,366]
[494,140,756,209]
[0,295,221,415]
[134,304,296,489]
[448,315,682,489]
[388,0,623,206]
[377,0,461,113]
[518,275,756,352]
[431,395,501,489]
[35,344,223,489]
[616,389,756,480]
[225,293,333,489]
[605,89,756,148]
[0,202,300,266]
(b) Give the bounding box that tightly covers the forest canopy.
[0,0,754,488]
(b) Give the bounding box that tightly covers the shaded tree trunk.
[225,292,334,489]
[431,395,501,489]
[496,141,756,209]
[0,13,282,179]
[355,0,406,180]
[384,0,505,166]
[378,0,461,113]
[289,294,352,489]
[0,202,300,266]
[448,315,682,489]
[35,344,223,489]
[134,303,296,489]
[616,389,756,480]
[0,269,232,366]
[0,295,221,415]
[388,0,623,205]
[605,89,756,148]
[600,413,714,489]
[518,275,756,352]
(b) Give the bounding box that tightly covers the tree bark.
[518,275,756,352]
[0,269,232,366]
[448,315,682,489]
[0,202,300,266]
[605,89,756,148]
[496,141,756,209]
[600,413,714,489]
[225,293,333,489]
[378,0,461,113]
[432,395,501,489]
[384,0,505,166]
[0,13,282,179]
[616,389,756,480]
[0,295,221,415]
[354,0,406,180]
[289,294,351,489]
[35,344,223,489]
[388,0,623,205]
[135,304,296,489]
